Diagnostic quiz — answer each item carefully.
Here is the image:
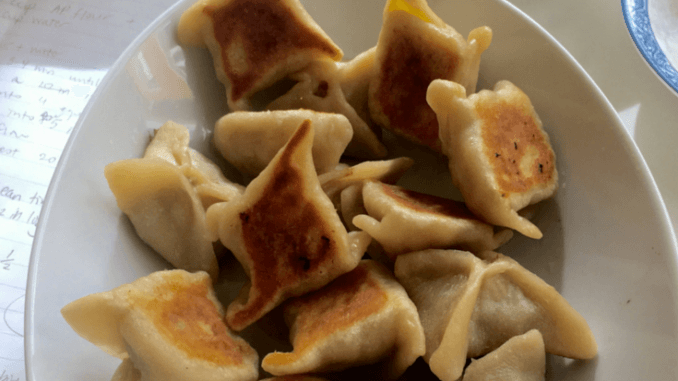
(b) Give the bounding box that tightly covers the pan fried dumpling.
[141,121,244,206]
[267,58,387,159]
[61,270,259,381]
[105,122,242,279]
[338,47,380,139]
[178,0,342,110]
[181,126,244,204]
[186,148,245,207]
[368,0,492,151]
[427,79,558,239]
[352,181,513,260]
[318,157,414,203]
[462,329,545,381]
[326,157,414,231]
[339,184,365,231]
[143,121,192,164]
[213,110,353,178]
[205,120,371,331]
[106,159,220,279]
[262,260,425,379]
[394,250,597,381]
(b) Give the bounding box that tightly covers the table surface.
[1,0,677,379]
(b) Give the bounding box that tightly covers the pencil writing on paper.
[0,369,21,381]
[1,250,13,270]
[0,0,179,378]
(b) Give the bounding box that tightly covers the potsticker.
[352,181,513,260]
[206,120,371,331]
[213,110,353,178]
[178,0,342,110]
[105,121,243,279]
[394,250,597,381]
[262,260,425,379]
[427,79,558,239]
[369,0,491,151]
[61,270,259,381]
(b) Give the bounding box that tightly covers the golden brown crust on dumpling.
[204,0,341,101]
[372,19,456,150]
[61,270,259,381]
[427,79,558,239]
[281,263,389,354]
[235,122,346,323]
[206,120,369,331]
[476,91,556,195]
[369,0,492,151]
[129,272,247,366]
[262,260,425,378]
[178,0,342,110]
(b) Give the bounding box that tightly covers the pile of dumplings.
[61,0,598,380]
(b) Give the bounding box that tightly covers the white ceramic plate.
[25,0,678,380]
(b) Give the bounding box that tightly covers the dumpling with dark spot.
[394,250,597,381]
[61,270,259,381]
[262,260,425,379]
[368,0,491,151]
[178,0,343,110]
[206,120,371,331]
[352,181,513,260]
[427,79,558,239]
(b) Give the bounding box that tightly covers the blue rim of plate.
[622,0,678,94]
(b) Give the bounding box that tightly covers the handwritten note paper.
[0,0,177,379]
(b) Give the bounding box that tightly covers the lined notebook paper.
[0,0,176,379]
